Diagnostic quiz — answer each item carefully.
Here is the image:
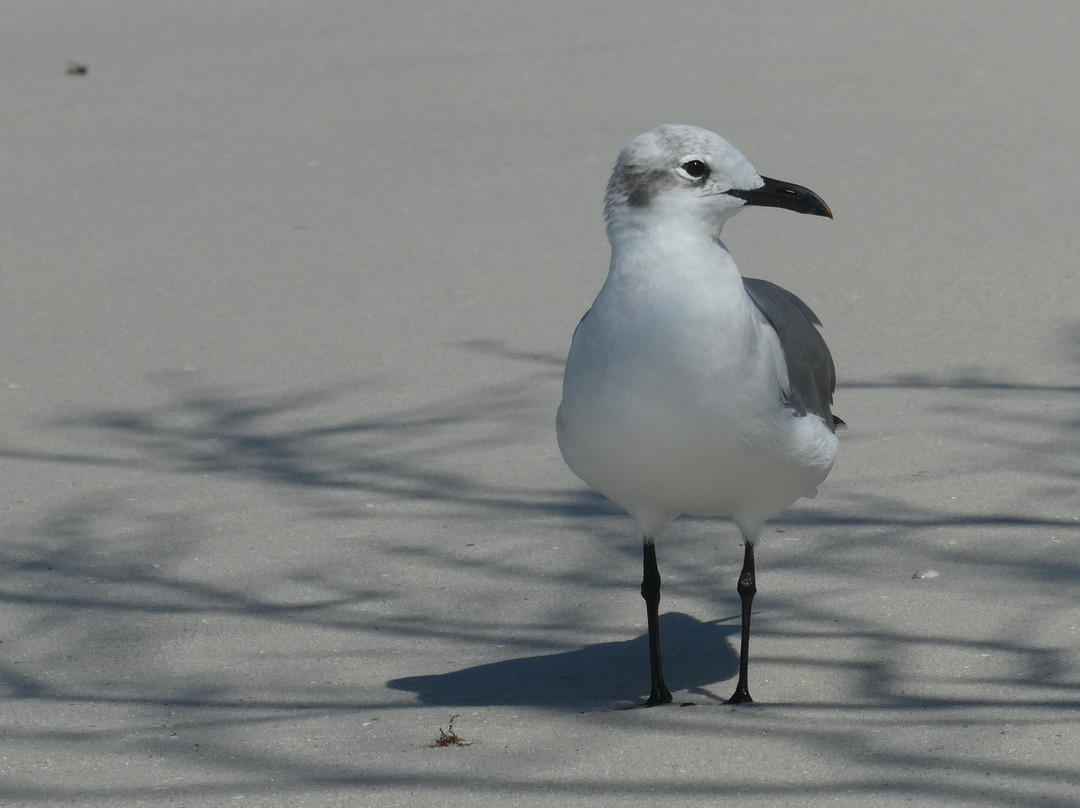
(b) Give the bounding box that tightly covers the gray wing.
[743,276,842,431]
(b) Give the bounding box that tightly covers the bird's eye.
[678,158,710,181]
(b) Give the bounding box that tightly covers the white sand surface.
[2,2,1078,805]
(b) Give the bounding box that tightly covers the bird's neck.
[607,218,742,291]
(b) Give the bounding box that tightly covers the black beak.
[728,176,833,219]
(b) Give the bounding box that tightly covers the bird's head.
[604,124,832,240]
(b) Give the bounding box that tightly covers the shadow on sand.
[388,612,737,708]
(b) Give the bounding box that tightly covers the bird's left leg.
[726,540,756,704]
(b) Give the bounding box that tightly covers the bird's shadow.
[388,612,737,709]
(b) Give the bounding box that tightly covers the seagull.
[556,124,841,706]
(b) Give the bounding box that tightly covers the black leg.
[641,540,672,706]
[726,540,756,704]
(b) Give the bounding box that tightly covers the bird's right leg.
[642,539,673,706]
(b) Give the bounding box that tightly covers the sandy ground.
[2,2,1079,805]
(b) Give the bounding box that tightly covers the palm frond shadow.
[1,357,1079,803]
[18,367,597,521]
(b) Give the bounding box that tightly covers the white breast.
[556,236,837,539]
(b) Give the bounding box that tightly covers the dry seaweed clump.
[431,714,473,747]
